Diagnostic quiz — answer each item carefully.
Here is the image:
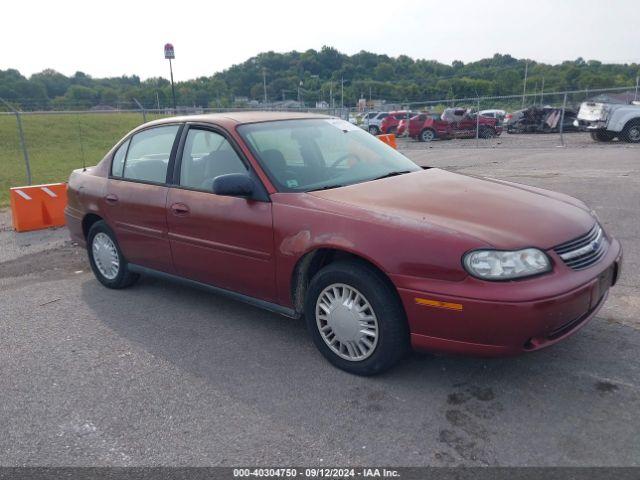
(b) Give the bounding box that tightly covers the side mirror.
[212,173,255,197]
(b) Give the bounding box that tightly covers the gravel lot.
[1,143,639,466]
[397,131,640,150]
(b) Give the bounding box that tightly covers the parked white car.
[577,101,640,142]
[363,111,389,134]
[479,109,506,122]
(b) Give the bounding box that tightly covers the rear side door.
[106,124,182,273]
[166,125,276,301]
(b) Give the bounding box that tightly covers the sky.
[2,0,639,81]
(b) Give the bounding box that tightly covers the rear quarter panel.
[65,166,109,245]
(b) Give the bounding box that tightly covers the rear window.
[111,139,130,177]
[123,125,179,184]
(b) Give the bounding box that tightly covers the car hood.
[308,169,595,250]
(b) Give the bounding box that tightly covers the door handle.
[105,193,119,205]
[170,203,190,216]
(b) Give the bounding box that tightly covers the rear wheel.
[590,130,616,142]
[304,260,409,376]
[479,127,496,139]
[368,125,380,135]
[87,221,139,289]
[621,121,640,143]
[420,128,436,142]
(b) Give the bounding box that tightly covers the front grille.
[553,223,607,270]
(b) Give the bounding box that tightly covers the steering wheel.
[330,153,362,168]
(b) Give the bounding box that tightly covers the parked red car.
[66,112,622,375]
[379,111,417,134]
[404,109,503,141]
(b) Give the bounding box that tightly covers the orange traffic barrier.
[377,133,397,149]
[9,183,68,232]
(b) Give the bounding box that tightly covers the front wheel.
[368,125,380,135]
[87,220,139,289]
[304,260,409,375]
[621,121,640,143]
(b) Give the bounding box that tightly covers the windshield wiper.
[309,183,344,191]
[372,170,413,181]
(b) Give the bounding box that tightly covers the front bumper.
[395,239,622,357]
[578,119,608,130]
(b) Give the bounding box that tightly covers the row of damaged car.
[364,108,504,142]
[358,104,597,143]
[503,106,587,134]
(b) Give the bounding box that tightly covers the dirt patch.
[0,243,87,280]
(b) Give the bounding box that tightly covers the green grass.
[0,112,169,207]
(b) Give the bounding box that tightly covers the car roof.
[139,111,331,130]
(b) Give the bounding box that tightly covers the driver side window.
[179,129,247,191]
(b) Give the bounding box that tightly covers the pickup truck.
[577,101,640,142]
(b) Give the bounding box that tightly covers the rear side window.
[111,139,130,177]
[123,125,180,184]
[179,129,247,191]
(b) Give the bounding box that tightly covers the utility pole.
[340,76,344,109]
[330,82,333,110]
[635,75,639,101]
[298,80,303,107]
[156,91,160,110]
[262,67,267,104]
[540,77,545,106]
[521,61,528,108]
[164,43,177,112]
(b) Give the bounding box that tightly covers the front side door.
[166,126,276,301]
[105,124,181,273]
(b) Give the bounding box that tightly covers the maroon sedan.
[65,112,622,375]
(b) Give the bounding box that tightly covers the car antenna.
[76,113,86,171]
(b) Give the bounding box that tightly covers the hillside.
[1,47,638,110]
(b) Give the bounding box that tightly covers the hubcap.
[315,283,379,362]
[92,232,120,280]
[422,130,434,141]
[629,126,640,142]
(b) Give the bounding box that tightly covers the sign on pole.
[164,43,175,59]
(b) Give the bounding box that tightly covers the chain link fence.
[1,86,638,205]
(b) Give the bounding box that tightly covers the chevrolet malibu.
[65,112,622,375]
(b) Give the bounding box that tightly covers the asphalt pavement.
[1,141,639,466]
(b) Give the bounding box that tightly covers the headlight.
[463,248,551,280]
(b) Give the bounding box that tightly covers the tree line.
[1,47,638,110]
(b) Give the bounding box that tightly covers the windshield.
[238,118,420,192]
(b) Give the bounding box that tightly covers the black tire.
[590,130,615,142]
[419,128,436,142]
[621,120,640,143]
[368,125,380,135]
[304,260,409,376]
[87,220,139,289]
[479,127,496,139]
